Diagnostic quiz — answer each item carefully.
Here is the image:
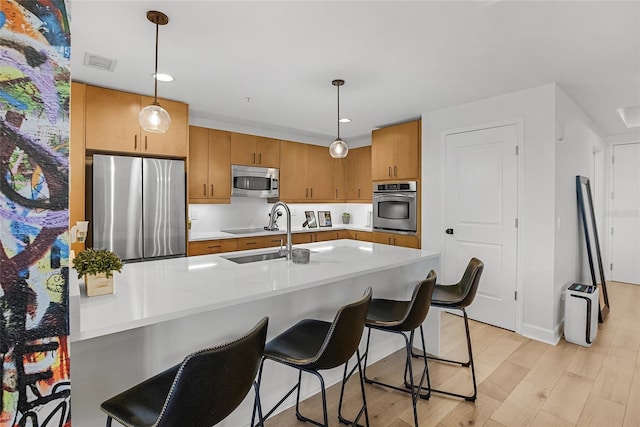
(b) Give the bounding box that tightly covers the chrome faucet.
[267,201,292,259]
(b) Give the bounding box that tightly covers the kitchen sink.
[222,250,287,264]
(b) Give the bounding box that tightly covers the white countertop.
[189,224,373,241]
[71,240,438,342]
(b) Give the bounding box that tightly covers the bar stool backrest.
[455,258,484,308]
[396,270,437,331]
[155,317,268,427]
[312,288,372,371]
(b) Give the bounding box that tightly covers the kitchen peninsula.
[70,240,440,426]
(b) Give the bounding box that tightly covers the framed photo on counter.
[304,211,317,228]
[318,211,332,227]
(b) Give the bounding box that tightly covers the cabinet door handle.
[335,189,338,198]
[208,245,221,249]
[211,185,214,197]
[145,136,148,151]
[388,237,391,244]
[258,153,262,164]
[203,184,207,196]
[134,135,138,150]
[394,166,397,177]
[252,153,256,164]
[393,238,397,245]
[388,166,392,177]
[358,188,361,198]
[246,242,257,245]
[310,188,313,198]
[306,188,309,198]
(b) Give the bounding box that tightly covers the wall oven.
[372,181,417,234]
[231,165,279,198]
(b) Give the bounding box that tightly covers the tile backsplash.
[189,198,372,234]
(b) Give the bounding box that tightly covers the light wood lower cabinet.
[188,229,383,256]
[351,231,373,242]
[265,235,287,247]
[236,237,265,251]
[292,231,341,243]
[372,232,420,249]
[189,239,238,256]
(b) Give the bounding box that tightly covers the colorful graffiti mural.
[0,1,71,426]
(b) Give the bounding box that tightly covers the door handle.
[203,184,207,196]
[388,166,392,177]
[306,188,309,198]
[211,185,214,197]
[258,153,262,164]
[145,136,148,151]
[310,188,313,198]
[252,153,256,164]
[134,135,138,150]
[394,166,397,177]
[446,228,454,235]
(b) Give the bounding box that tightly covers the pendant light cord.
[153,20,159,105]
[336,82,340,139]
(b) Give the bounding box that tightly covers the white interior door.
[444,124,518,330]
[610,143,640,285]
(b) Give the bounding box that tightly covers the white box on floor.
[564,283,599,347]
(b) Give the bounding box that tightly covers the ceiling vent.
[83,52,117,72]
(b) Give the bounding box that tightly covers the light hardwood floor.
[266,281,640,426]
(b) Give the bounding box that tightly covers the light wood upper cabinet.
[84,85,188,157]
[188,126,231,203]
[140,96,188,157]
[280,140,309,200]
[371,119,420,181]
[70,82,86,254]
[307,145,334,200]
[334,157,346,201]
[85,85,140,152]
[345,146,372,202]
[280,141,336,202]
[230,133,279,168]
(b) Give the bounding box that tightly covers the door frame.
[440,118,524,334]
[608,141,640,284]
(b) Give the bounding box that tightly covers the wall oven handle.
[374,193,415,198]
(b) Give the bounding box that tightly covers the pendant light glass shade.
[330,79,349,158]
[139,11,170,133]
[139,104,171,133]
[330,138,349,158]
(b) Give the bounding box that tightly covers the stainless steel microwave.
[372,181,417,234]
[231,165,279,198]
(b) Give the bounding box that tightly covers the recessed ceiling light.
[339,117,351,123]
[152,73,174,82]
[617,105,640,128]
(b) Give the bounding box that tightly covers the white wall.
[422,84,558,343]
[554,86,608,330]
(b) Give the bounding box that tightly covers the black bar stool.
[254,288,372,427]
[100,317,268,427]
[357,270,436,427]
[413,257,484,402]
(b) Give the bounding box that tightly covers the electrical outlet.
[191,209,198,220]
[290,208,297,216]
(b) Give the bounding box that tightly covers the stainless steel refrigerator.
[92,154,186,262]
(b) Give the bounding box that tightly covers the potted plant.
[72,248,123,297]
[342,212,351,224]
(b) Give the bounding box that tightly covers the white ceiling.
[70,1,640,146]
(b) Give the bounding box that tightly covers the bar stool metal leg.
[412,308,477,402]
[338,349,370,427]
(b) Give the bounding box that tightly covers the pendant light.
[329,79,349,158]
[139,11,171,133]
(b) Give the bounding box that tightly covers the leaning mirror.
[576,176,610,322]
